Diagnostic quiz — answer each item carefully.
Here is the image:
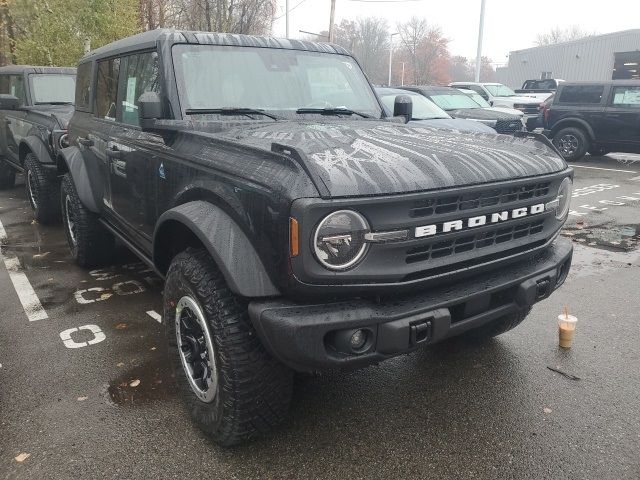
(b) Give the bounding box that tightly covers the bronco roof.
[80,28,350,63]
[0,65,76,75]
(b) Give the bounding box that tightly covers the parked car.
[58,29,573,446]
[376,87,496,133]
[0,65,76,223]
[450,82,541,130]
[514,79,564,101]
[401,85,525,134]
[460,89,525,117]
[543,81,640,161]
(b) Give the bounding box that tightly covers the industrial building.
[496,29,640,89]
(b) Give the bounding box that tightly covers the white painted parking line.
[0,219,48,322]
[572,165,637,174]
[146,310,162,323]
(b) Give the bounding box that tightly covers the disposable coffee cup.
[558,314,577,348]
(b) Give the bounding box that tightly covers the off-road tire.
[164,248,293,447]
[24,153,61,224]
[552,127,589,162]
[60,173,114,267]
[466,307,532,340]
[0,158,15,189]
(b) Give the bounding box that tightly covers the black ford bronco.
[59,29,574,446]
[0,65,76,223]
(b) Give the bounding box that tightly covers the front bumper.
[249,237,573,372]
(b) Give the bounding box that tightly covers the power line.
[273,0,312,21]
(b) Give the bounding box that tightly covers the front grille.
[514,104,539,115]
[409,182,550,218]
[495,118,524,134]
[406,219,545,263]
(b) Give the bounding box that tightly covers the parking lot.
[1,154,639,479]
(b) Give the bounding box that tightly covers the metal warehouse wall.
[496,29,640,88]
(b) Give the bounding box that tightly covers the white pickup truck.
[449,82,543,130]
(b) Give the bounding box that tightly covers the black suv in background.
[543,81,640,161]
[58,29,573,446]
[0,66,76,223]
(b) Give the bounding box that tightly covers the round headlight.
[313,210,369,270]
[556,177,573,219]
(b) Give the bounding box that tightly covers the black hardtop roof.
[80,28,351,63]
[0,65,76,75]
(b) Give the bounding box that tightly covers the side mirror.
[393,95,413,124]
[138,91,162,130]
[0,94,19,111]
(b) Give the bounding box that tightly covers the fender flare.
[551,118,595,141]
[154,201,280,298]
[19,136,54,165]
[57,146,101,213]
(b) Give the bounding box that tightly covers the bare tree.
[535,25,595,46]
[397,17,449,85]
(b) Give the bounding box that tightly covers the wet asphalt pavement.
[1,154,639,479]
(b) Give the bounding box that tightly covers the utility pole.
[401,62,405,86]
[328,0,336,42]
[474,0,486,82]
[388,32,399,86]
[286,0,290,38]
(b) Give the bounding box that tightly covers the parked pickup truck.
[0,65,76,223]
[59,29,574,446]
[515,79,564,101]
[449,82,542,130]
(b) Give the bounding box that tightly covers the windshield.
[378,91,450,119]
[485,84,516,97]
[429,92,482,110]
[172,45,382,118]
[464,91,491,107]
[29,74,75,104]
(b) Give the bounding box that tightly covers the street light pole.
[401,62,405,86]
[474,0,486,82]
[388,32,398,86]
[286,0,290,38]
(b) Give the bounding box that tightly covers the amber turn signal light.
[289,217,299,257]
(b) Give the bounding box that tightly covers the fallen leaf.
[116,362,125,367]
[32,252,49,260]
[15,453,30,463]
[100,293,112,301]
[30,219,38,225]
[77,396,88,401]
[150,347,156,351]
[543,407,552,414]
[115,323,128,330]
[129,379,141,387]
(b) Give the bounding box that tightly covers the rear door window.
[0,75,26,105]
[611,86,640,108]
[558,85,604,104]
[96,58,120,120]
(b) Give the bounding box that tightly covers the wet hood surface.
[27,104,74,128]
[199,120,567,197]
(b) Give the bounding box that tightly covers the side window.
[8,75,26,105]
[611,86,640,108]
[558,85,604,104]
[469,85,489,99]
[0,75,8,94]
[75,62,93,112]
[96,58,120,120]
[119,51,160,126]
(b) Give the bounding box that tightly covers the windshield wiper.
[35,101,73,105]
[184,108,279,120]
[296,107,371,119]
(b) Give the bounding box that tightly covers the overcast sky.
[272,0,639,64]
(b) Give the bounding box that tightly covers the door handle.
[106,148,123,160]
[78,137,94,147]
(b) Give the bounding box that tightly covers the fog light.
[350,329,367,350]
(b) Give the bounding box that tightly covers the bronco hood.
[214,120,566,198]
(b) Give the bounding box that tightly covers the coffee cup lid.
[557,314,577,323]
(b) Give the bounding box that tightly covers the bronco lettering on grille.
[415,203,545,238]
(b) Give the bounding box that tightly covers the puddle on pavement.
[562,223,639,252]
[106,362,176,406]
